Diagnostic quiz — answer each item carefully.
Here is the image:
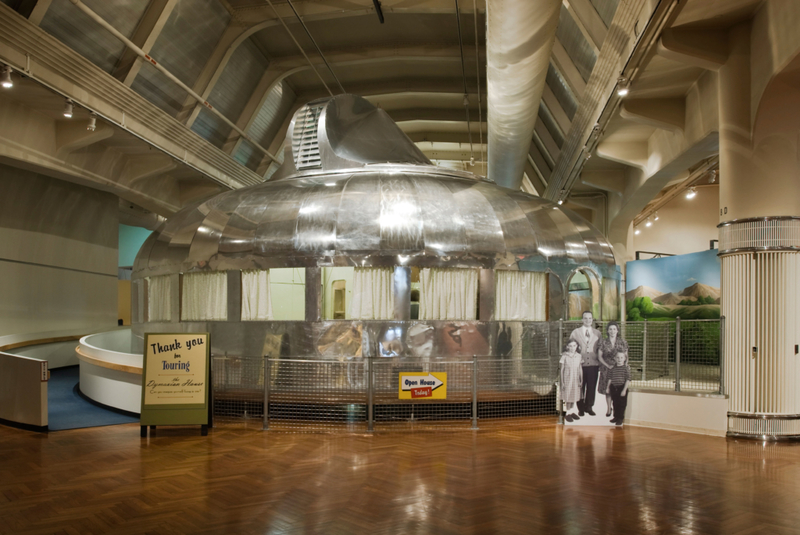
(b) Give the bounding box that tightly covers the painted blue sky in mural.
[627,249,720,294]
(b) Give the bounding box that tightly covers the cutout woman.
[597,321,628,417]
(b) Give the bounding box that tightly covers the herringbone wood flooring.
[1,420,799,534]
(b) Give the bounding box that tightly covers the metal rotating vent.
[292,104,325,169]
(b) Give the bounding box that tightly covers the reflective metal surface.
[133,95,620,335]
[134,168,617,281]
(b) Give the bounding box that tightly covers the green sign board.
[140,332,210,437]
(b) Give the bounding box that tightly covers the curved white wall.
[78,329,142,414]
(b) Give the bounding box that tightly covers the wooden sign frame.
[140,332,210,437]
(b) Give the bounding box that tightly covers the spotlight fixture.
[654,212,659,221]
[634,227,640,235]
[557,199,563,205]
[645,217,652,227]
[87,114,97,132]
[469,156,475,166]
[1,65,12,89]
[616,77,629,97]
[63,99,73,118]
[686,186,697,199]
[708,170,717,184]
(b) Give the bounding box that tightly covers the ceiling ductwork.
[486,0,560,191]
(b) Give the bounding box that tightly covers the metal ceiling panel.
[131,0,229,116]
[191,107,228,149]
[250,80,296,148]
[591,0,620,28]
[546,62,578,121]
[233,139,260,171]
[539,101,565,148]
[40,0,149,74]
[207,38,269,125]
[556,4,597,82]
[192,37,269,148]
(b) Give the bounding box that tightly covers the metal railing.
[210,318,723,431]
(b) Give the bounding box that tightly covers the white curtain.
[181,271,227,321]
[242,270,273,321]
[147,275,171,322]
[419,268,478,320]
[495,271,547,321]
[350,267,393,319]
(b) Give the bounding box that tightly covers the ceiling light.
[708,170,717,184]
[654,212,659,221]
[63,99,73,118]
[645,217,652,227]
[1,65,12,89]
[686,187,696,199]
[634,228,640,235]
[557,199,563,205]
[87,115,97,132]
[616,77,629,97]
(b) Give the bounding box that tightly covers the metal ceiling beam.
[111,0,178,86]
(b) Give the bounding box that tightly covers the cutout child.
[605,351,631,426]
[560,338,583,422]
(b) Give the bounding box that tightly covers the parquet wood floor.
[1,420,800,534]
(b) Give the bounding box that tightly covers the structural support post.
[675,317,681,392]
[719,316,725,396]
[472,354,479,430]
[641,319,648,382]
[262,357,271,430]
[367,355,374,432]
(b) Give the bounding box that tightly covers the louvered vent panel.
[292,105,324,170]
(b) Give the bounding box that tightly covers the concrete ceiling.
[0,0,768,246]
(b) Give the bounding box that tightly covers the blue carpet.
[48,366,139,431]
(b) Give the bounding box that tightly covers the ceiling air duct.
[487,0,560,190]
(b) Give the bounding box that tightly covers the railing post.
[472,354,478,430]
[262,356,270,431]
[641,319,647,381]
[675,317,681,392]
[367,354,374,432]
[719,316,725,395]
[558,319,563,350]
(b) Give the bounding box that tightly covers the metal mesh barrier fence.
[211,319,722,431]
[676,319,721,392]
[212,356,264,428]
[266,358,368,432]
[372,359,473,430]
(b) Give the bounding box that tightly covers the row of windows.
[145,267,556,323]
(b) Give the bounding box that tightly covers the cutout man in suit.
[569,310,601,416]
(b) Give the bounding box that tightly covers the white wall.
[0,165,118,337]
[269,268,305,320]
[627,390,728,436]
[633,185,719,256]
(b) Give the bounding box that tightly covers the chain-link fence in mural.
[211,319,722,431]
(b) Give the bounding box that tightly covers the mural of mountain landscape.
[625,249,721,320]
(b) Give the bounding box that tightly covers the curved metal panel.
[474,182,538,255]
[253,182,306,254]
[294,180,344,255]
[413,177,468,254]
[335,174,382,254]
[508,191,566,262]
[377,174,423,252]
[444,180,505,254]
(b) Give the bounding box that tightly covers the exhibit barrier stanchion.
[367,355,374,432]
[262,356,270,431]
[642,320,648,382]
[472,354,478,430]
[675,317,681,392]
